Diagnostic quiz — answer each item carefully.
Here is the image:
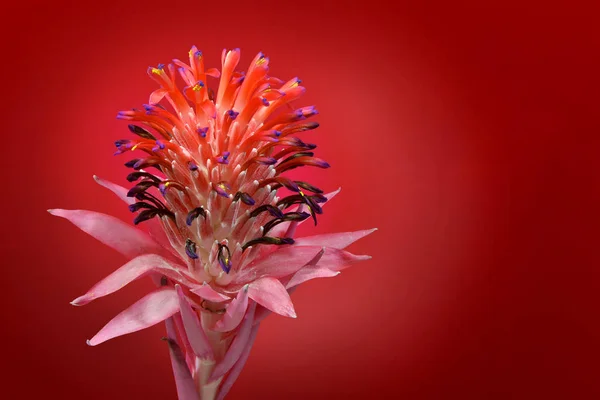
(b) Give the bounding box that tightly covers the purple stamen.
[218,244,232,274]
[214,182,231,198]
[256,157,277,165]
[186,207,206,226]
[303,107,318,117]
[114,139,131,148]
[124,159,141,168]
[185,239,199,260]
[197,127,208,138]
[226,110,239,120]
[216,151,230,164]
[159,183,167,196]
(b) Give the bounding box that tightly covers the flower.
[50,47,375,399]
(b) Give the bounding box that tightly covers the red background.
[2,1,599,399]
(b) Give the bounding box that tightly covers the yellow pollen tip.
[151,68,163,75]
[192,84,202,91]
[256,58,266,66]
[131,144,140,151]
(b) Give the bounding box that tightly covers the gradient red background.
[2,1,599,399]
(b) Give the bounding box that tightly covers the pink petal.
[294,228,378,250]
[71,254,195,306]
[176,285,214,360]
[164,318,201,400]
[216,323,259,400]
[232,246,322,285]
[93,175,134,205]
[87,287,179,346]
[213,285,249,332]
[210,302,256,381]
[247,277,296,318]
[190,283,231,303]
[48,209,165,259]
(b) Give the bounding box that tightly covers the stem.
[196,358,223,400]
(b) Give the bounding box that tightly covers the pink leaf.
[71,254,195,306]
[216,323,259,400]
[247,277,296,318]
[87,287,179,346]
[213,285,249,332]
[164,318,200,400]
[176,285,214,360]
[210,302,256,381]
[294,228,377,250]
[172,313,196,373]
[48,209,165,259]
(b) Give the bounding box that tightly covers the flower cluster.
[51,47,374,399]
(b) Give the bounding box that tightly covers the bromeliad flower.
[50,47,375,399]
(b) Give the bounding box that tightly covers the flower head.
[51,47,374,399]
